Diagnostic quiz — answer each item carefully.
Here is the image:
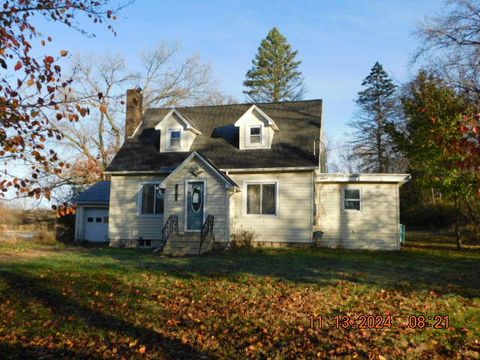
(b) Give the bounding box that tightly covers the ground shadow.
[66,245,480,298]
[0,270,213,360]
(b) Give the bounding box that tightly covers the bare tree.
[56,43,231,185]
[415,0,480,94]
[327,138,363,173]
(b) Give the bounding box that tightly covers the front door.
[186,181,204,231]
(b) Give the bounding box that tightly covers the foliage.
[0,0,122,201]
[230,228,256,250]
[414,0,480,94]
[243,27,305,102]
[0,240,479,358]
[349,62,402,173]
[395,71,480,246]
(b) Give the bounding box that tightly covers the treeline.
[343,0,480,246]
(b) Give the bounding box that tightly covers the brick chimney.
[125,87,143,139]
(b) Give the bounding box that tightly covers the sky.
[34,0,446,144]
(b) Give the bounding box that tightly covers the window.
[169,129,181,148]
[344,189,361,211]
[246,182,277,215]
[87,217,93,223]
[103,216,109,224]
[249,126,262,144]
[140,184,165,215]
[138,239,152,248]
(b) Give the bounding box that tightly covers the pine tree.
[349,62,399,173]
[243,27,305,102]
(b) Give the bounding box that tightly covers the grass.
[0,234,479,359]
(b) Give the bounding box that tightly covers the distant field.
[0,234,478,359]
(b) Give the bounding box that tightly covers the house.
[73,88,409,254]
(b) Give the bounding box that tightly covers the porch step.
[163,234,214,256]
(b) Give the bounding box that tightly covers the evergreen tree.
[243,27,305,102]
[349,62,399,173]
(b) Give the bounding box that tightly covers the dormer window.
[249,126,262,145]
[168,129,181,148]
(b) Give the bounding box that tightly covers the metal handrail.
[199,215,214,254]
[161,215,178,249]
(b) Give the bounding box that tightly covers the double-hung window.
[246,182,277,215]
[249,126,262,145]
[169,130,181,148]
[140,184,165,215]
[344,189,361,211]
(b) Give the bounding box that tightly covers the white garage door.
[84,208,109,242]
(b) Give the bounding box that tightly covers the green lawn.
[0,236,479,359]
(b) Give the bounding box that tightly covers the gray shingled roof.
[72,181,110,204]
[107,100,322,172]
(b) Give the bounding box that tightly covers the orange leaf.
[60,50,68,57]
[14,61,22,71]
[139,346,146,354]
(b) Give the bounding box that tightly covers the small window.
[103,216,109,224]
[169,130,181,148]
[246,183,277,215]
[138,239,152,248]
[95,217,102,223]
[249,126,262,144]
[344,189,361,211]
[140,184,165,215]
[87,217,93,223]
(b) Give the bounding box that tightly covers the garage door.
[84,208,109,242]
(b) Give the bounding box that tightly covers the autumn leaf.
[14,61,22,71]
[60,50,69,57]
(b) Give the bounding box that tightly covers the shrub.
[230,228,256,250]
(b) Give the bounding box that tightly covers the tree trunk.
[454,198,462,250]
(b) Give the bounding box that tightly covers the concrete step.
[163,236,214,256]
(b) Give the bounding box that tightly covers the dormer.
[234,105,279,150]
[154,109,201,152]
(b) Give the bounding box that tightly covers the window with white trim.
[246,182,277,215]
[169,129,181,148]
[344,189,360,211]
[140,184,165,215]
[249,126,262,144]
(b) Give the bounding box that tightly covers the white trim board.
[316,173,411,185]
[154,109,202,135]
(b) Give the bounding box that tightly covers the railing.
[199,215,214,254]
[161,215,178,249]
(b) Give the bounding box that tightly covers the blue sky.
[38,0,444,141]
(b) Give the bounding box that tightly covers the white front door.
[84,208,109,242]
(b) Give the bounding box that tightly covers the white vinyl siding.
[315,183,400,250]
[231,171,314,243]
[162,157,228,242]
[109,175,167,240]
[237,110,274,150]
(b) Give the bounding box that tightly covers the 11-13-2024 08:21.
[307,314,450,330]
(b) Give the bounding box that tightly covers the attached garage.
[72,181,111,243]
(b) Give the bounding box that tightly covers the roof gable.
[159,152,237,188]
[154,109,202,135]
[234,105,279,131]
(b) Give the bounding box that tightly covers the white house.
[73,88,409,254]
